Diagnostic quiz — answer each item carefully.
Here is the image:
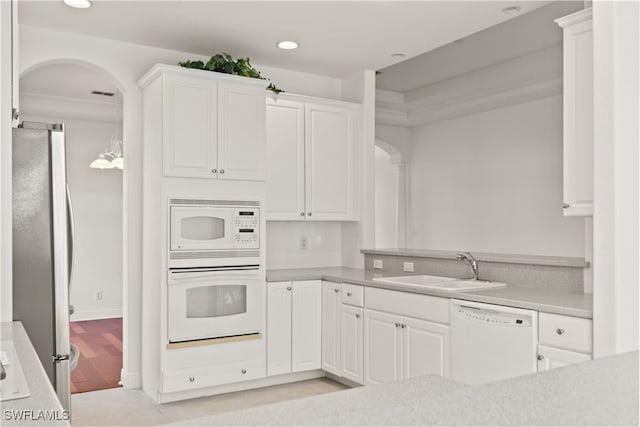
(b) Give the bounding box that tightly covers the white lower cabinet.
[363,309,450,385]
[537,344,591,371]
[340,304,363,384]
[267,280,321,376]
[321,281,342,376]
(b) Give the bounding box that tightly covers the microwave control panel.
[234,208,260,248]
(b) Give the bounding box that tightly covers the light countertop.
[266,267,593,318]
[0,322,69,426]
[168,351,638,426]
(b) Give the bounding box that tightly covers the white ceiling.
[20,63,121,104]
[376,1,583,92]
[19,1,550,78]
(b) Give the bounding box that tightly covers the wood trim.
[166,333,262,349]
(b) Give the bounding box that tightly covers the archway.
[374,138,408,248]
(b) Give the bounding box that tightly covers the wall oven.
[167,266,263,344]
[169,199,261,268]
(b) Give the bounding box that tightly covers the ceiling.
[377,1,583,92]
[20,63,121,104]
[19,1,550,79]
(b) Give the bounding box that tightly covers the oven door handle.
[168,270,259,283]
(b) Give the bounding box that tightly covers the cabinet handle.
[556,328,565,335]
[307,212,312,217]
[211,168,217,174]
[334,288,339,293]
[286,286,292,291]
[562,203,570,209]
[189,377,195,382]
[220,169,225,174]
[395,323,401,328]
[537,354,544,361]
[241,369,247,374]
[401,324,406,329]
[356,314,360,319]
[300,212,305,216]
[347,292,352,297]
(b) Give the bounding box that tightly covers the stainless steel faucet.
[456,251,479,280]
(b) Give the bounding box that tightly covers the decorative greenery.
[179,53,284,94]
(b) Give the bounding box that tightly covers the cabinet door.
[218,82,266,181]
[402,317,450,380]
[363,309,402,385]
[266,100,306,220]
[341,304,363,384]
[10,0,18,126]
[291,280,322,372]
[560,13,593,216]
[537,345,591,372]
[164,75,218,178]
[321,281,341,376]
[305,103,355,220]
[267,282,292,376]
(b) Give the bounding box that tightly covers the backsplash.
[266,222,342,269]
[364,253,585,293]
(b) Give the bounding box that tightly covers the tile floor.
[71,378,348,426]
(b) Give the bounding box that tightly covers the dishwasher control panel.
[454,307,532,326]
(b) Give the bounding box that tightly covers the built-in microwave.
[169,199,261,268]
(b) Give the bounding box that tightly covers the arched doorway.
[19,60,127,393]
[374,139,407,248]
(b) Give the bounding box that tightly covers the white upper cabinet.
[138,64,268,181]
[266,95,359,221]
[266,99,306,219]
[305,103,354,221]
[556,9,593,216]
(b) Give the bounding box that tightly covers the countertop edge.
[361,249,590,268]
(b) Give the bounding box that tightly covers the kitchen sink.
[373,275,506,292]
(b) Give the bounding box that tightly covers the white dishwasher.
[450,299,538,385]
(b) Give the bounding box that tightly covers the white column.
[391,160,408,248]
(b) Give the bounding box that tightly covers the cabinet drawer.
[162,359,265,393]
[365,287,449,324]
[341,283,364,307]
[539,313,592,353]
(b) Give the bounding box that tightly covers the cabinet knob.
[300,212,305,216]
[189,377,195,382]
[347,292,352,297]
[395,323,401,328]
[220,169,225,174]
[537,354,544,361]
[241,369,247,374]
[286,286,292,291]
[556,328,565,335]
[562,203,570,209]
[307,212,312,217]
[211,168,217,174]
[401,324,406,329]
[334,288,339,293]
[356,314,360,319]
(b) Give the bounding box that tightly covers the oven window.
[186,285,247,318]
[181,216,225,240]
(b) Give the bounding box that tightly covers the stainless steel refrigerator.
[12,121,75,411]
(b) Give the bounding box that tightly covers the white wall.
[266,222,342,269]
[17,23,348,387]
[21,111,124,321]
[409,95,585,257]
[374,146,397,247]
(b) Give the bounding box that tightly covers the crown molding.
[19,91,120,123]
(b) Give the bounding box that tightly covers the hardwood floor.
[70,318,123,394]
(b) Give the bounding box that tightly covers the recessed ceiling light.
[63,0,91,8]
[391,53,406,59]
[277,41,299,50]
[501,6,521,14]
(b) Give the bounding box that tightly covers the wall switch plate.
[300,237,308,250]
[373,259,383,269]
[403,262,415,272]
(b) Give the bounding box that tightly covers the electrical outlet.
[300,237,308,250]
[403,262,414,272]
[373,259,383,269]
[96,291,103,301]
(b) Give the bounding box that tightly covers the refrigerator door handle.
[66,184,76,315]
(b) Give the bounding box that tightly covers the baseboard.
[70,309,123,322]
[120,369,141,389]
[324,372,363,389]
